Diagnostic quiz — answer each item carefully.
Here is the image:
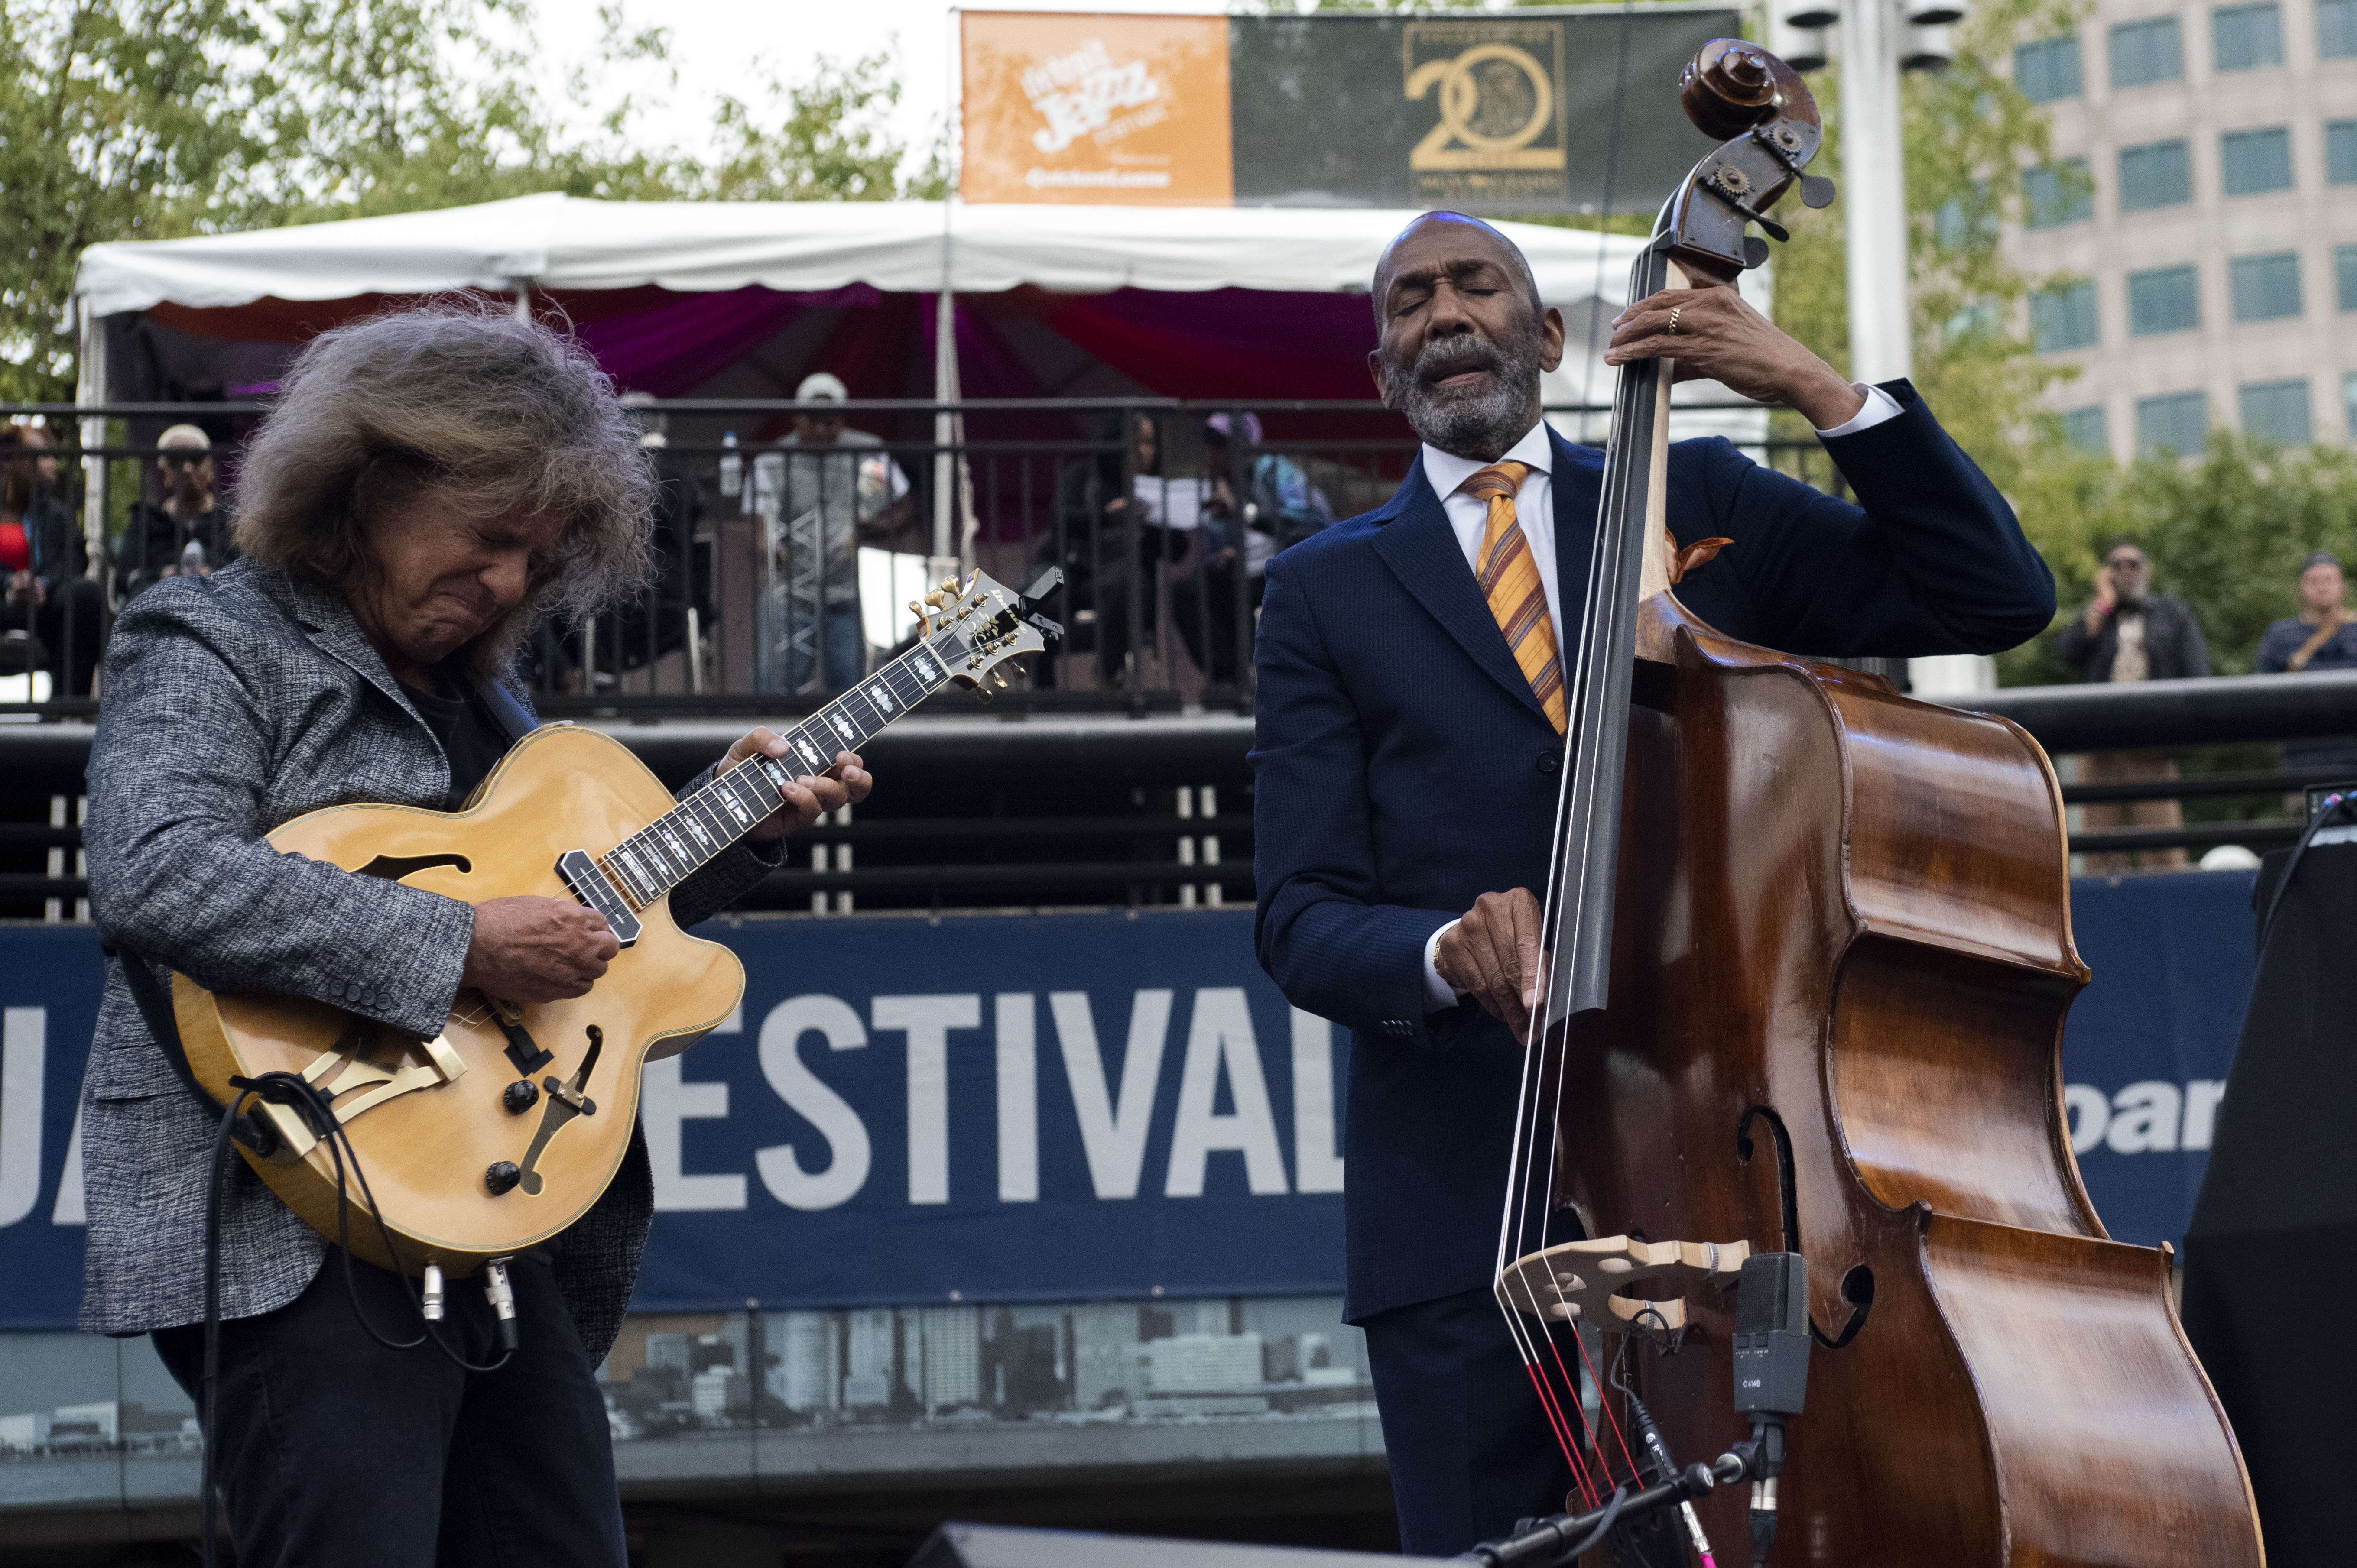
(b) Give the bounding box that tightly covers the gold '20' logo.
[1405,40,1566,172]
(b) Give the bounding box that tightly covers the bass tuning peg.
[1801,174,1836,209]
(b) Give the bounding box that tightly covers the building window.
[2138,392,2209,457]
[2023,159,2094,227]
[2322,0,2357,55]
[1935,180,1997,249]
[2062,406,2110,455]
[2112,16,2185,84]
[2344,371,2357,435]
[2032,281,2101,350]
[2119,140,2193,209]
[2337,243,2357,308]
[2015,35,2084,100]
[2128,266,2202,334]
[2222,127,2294,194]
[2241,379,2312,444]
[2213,2,2285,66]
[2230,251,2303,319]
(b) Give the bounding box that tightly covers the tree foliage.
[0,0,942,400]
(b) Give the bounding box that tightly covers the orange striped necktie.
[1457,461,1567,735]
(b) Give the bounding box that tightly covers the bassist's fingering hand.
[1435,887,1549,1040]
[461,895,620,1003]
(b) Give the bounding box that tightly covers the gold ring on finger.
[1669,306,1683,336]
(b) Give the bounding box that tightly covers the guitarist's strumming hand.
[1434,887,1548,1040]
[463,897,620,1003]
[724,732,874,841]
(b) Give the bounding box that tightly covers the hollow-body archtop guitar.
[172,571,1055,1278]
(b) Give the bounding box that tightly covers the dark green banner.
[1228,7,1742,214]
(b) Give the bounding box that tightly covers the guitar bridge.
[556,849,642,947]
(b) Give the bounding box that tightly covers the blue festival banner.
[0,877,2261,1331]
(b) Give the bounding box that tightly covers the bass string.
[1491,239,1662,1506]
[1499,1285,1603,1508]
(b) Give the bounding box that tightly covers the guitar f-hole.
[354,852,474,881]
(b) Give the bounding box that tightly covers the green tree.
[0,0,272,399]
[3,3,946,400]
[702,50,944,203]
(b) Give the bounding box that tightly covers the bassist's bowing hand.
[724,731,874,841]
[462,896,620,1003]
[1434,887,1549,1040]
[1603,283,1866,431]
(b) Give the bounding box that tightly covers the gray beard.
[1384,327,1545,460]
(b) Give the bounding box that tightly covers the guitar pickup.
[555,849,642,948]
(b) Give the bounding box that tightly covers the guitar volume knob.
[503,1080,539,1114]
[485,1161,522,1196]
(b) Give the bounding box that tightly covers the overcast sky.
[525,0,1242,175]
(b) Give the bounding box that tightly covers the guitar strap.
[466,672,540,747]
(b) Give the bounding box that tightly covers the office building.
[2008,0,2357,455]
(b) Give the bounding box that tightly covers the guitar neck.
[592,628,965,908]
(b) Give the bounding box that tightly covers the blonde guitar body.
[173,724,744,1279]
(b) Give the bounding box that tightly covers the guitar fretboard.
[591,625,968,908]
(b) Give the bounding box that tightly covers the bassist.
[1250,211,2056,1555]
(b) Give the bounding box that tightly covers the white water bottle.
[717,431,742,502]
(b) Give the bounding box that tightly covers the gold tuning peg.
[939,576,961,593]
[992,670,1010,689]
[907,599,928,623]
[923,590,948,609]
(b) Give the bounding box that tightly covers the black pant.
[1360,1284,1576,1556]
[153,1251,625,1568]
[1170,561,1264,687]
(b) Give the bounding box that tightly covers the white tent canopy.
[72,193,1768,446]
[75,191,1686,316]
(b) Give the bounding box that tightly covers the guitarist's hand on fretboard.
[723,732,871,841]
[461,896,620,1003]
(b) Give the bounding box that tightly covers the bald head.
[1371,212,1545,331]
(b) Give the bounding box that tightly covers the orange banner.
[961,11,1234,206]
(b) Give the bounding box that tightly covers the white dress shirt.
[1417,384,1903,1011]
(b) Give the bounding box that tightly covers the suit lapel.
[1550,429,1604,651]
[278,574,431,730]
[1369,464,1550,722]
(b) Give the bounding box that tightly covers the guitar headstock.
[911,570,1063,694]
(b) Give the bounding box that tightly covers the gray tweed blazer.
[78,560,777,1359]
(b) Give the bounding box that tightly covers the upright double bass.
[1493,41,2266,1565]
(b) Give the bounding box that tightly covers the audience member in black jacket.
[2053,540,2212,682]
[121,424,238,596]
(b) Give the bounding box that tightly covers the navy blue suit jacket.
[1250,381,2056,1323]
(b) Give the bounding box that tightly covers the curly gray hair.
[232,300,654,673]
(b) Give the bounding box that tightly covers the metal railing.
[3,397,1831,717]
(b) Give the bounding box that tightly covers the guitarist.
[77,304,868,1567]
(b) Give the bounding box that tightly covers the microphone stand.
[1457,1455,1748,1568]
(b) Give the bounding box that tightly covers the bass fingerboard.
[593,625,968,909]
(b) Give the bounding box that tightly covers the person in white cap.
[123,423,237,595]
[748,372,914,692]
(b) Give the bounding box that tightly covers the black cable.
[2256,789,2353,952]
[1555,1484,1629,1564]
[234,1069,514,1374]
